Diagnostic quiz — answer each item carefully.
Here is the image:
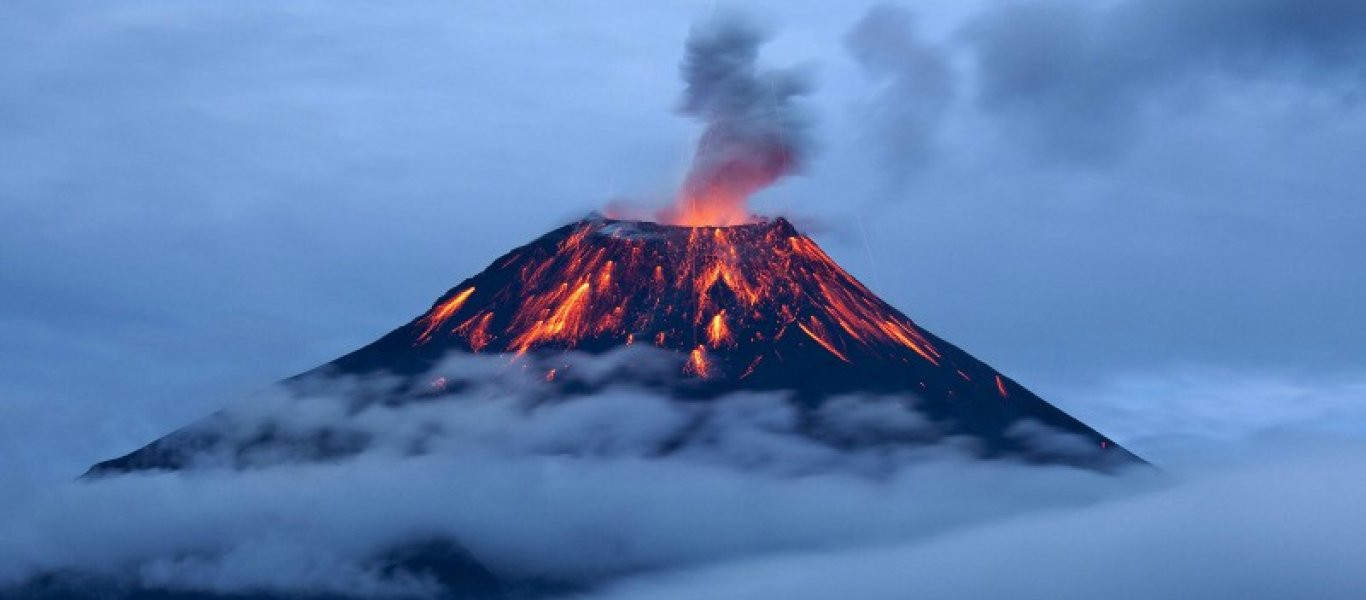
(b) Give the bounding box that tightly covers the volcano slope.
[89,216,1141,476]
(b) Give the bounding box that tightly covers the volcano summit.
[90,216,1139,475]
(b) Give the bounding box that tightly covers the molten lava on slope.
[90,215,1142,476]
[406,217,940,375]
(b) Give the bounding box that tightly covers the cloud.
[593,439,1366,600]
[1,351,1147,597]
[845,4,956,179]
[1053,369,1366,464]
[961,0,1366,160]
[16,354,1365,599]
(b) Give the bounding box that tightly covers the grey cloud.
[962,0,1366,160]
[594,441,1366,600]
[1053,370,1366,464]
[0,350,1144,596]
[113,349,1007,475]
[845,4,956,178]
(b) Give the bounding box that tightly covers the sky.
[1,0,1365,595]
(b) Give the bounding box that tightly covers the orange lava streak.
[598,260,614,289]
[706,311,732,348]
[878,320,940,365]
[511,281,592,353]
[785,235,945,364]
[739,355,763,379]
[995,375,1009,398]
[797,318,850,363]
[421,218,951,380]
[416,287,475,345]
[456,312,493,352]
[685,345,711,378]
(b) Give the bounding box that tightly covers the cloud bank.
[1,351,1150,598]
[594,440,1366,600]
[8,351,1366,599]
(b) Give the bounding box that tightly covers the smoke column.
[660,15,812,226]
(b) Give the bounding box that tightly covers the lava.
[797,316,850,363]
[706,311,732,348]
[455,312,494,352]
[511,280,593,353]
[685,345,711,378]
[407,217,956,382]
[416,286,475,344]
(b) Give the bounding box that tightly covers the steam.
[661,14,813,226]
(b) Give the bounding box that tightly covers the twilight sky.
[2,0,1365,485]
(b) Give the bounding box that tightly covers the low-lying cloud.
[594,440,1366,600]
[8,351,1366,599]
[1,351,1150,598]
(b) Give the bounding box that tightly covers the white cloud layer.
[593,440,1366,600]
[0,353,1153,597]
[5,352,1365,598]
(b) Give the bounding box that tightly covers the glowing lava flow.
[510,280,593,353]
[685,345,711,378]
[408,217,954,380]
[416,287,475,344]
[706,311,731,348]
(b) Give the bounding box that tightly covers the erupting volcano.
[91,214,1140,475]
[87,14,1139,477]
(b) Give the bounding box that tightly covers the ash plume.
[661,15,813,226]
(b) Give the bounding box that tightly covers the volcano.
[90,216,1140,475]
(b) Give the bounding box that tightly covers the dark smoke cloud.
[961,0,1366,161]
[664,13,813,224]
[845,5,955,179]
